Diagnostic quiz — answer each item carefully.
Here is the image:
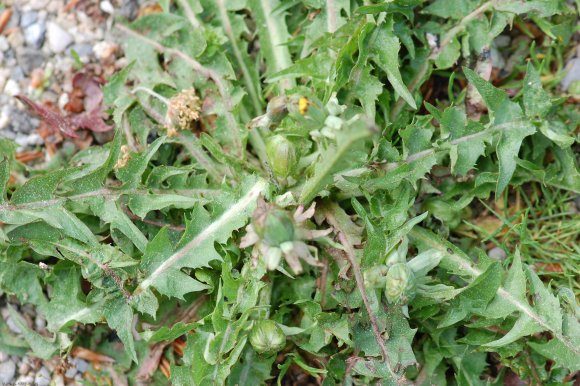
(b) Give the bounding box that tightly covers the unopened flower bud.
[249,320,286,355]
[266,135,297,178]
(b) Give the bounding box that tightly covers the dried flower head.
[114,145,131,169]
[241,197,331,274]
[165,88,201,130]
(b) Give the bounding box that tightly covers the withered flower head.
[165,88,201,131]
[240,197,331,274]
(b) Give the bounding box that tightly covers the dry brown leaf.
[71,346,115,363]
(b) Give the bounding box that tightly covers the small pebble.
[10,65,25,81]
[15,375,35,385]
[35,366,51,386]
[28,0,51,10]
[0,360,17,384]
[20,11,38,28]
[488,247,507,261]
[5,8,20,30]
[0,36,9,52]
[23,21,46,48]
[54,374,65,386]
[6,29,25,48]
[5,315,23,333]
[73,358,89,373]
[561,58,580,91]
[46,21,73,53]
[100,1,115,14]
[35,314,46,330]
[18,358,31,375]
[18,49,45,74]
[64,365,78,378]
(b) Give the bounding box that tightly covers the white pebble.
[47,22,73,53]
[5,316,22,334]
[100,1,115,14]
[488,247,507,261]
[35,366,51,386]
[0,360,16,383]
[0,37,9,52]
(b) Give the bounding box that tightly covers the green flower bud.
[266,135,297,178]
[253,208,295,247]
[385,263,415,304]
[249,320,286,355]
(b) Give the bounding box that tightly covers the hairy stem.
[337,232,398,380]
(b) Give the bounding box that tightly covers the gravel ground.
[0,1,140,383]
[0,0,137,149]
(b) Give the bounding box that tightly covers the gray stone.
[0,36,9,52]
[0,360,16,383]
[488,247,507,261]
[561,58,580,91]
[6,108,39,135]
[47,22,73,53]
[68,43,94,59]
[64,365,77,378]
[18,358,31,375]
[17,49,45,74]
[29,0,51,11]
[24,21,46,48]
[73,358,89,373]
[10,66,25,81]
[120,0,139,21]
[100,1,115,14]
[20,11,38,28]
[15,375,35,385]
[3,79,21,97]
[35,366,51,386]
[0,351,8,361]
[5,315,22,334]
[35,315,46,330]
[54,374,65,386]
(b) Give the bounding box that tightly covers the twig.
[116,24,243,158]
[337,232,398,380]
